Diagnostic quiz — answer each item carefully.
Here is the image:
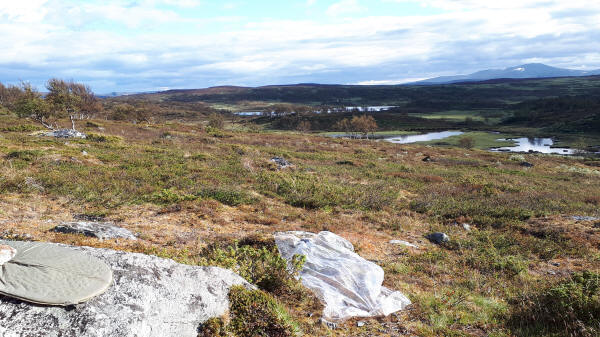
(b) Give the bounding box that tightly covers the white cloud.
[326,0,363,16]
[1,0,600,91]
[158,0,202,7]
[0,0,49,23]
[390,0,600,10]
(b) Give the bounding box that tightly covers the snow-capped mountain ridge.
[416,63,600,85]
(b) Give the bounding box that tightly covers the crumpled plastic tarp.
[0,240,112,306]
[274,231,411,321]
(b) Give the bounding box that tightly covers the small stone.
[422,156,432,162]
[426,232,450,244]
[319,318,337,330]
[462,223,471,231]
[551,262,560,267]
[520,162,534,167]
[0,245,17,265]
[82,151,88,156]
[389,240,419,248]
[357,321,366,327]
[270,156,292,169]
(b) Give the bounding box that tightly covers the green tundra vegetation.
[1,77,599,336]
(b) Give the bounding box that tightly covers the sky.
[1,0,600,93]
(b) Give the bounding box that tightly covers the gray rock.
[426,232,450,244]
[520,162,534,168]
[270,156,292,169]
[570,216,600,222]
[357,321,366,327]
[44,129,87,139]
[389,240,419,248]
[462,223,472,231]
[0,244,251,337]
[52,221,137,241]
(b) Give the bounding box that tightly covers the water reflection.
[491,138,575,154]
[384,131,464,144]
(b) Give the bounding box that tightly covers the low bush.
[206,126,229,138]
[461,232,528,277]
[5,150,43,161]
[197,286,301,337]
[207,113,225,129]
[458,136,475,149]
[196,187,256,206]
[257,172,345,209]
[200,243,305,295]
[257,172,397,210]
[147,188,195,204]
[509,271,600,336]
[85,121,102,128]
[147,187,254,206]
[1,124,43,132]
[86,133,122,143]
[197,317,227,337]
[228,286,301,337]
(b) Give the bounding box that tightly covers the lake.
[235,111,263,116]
[236,106,396,116]
[384,131,464,144]
[490,138,576,155]
[345,106,396,112]
[330,131,589,155]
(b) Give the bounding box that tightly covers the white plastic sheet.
[275,231,411,321]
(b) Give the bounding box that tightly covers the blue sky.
[1,0,599,93]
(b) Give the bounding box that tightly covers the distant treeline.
[503,95,600,134]
[262,111,474,132]
[156,76,600,111]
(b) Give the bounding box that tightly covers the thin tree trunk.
[38,116,54,130]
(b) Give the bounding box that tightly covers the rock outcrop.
[51,221,137,240]
[0,244,251,337]
[44,129,87,139]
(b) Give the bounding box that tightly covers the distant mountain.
[98,91,159,98]
[415,63,600,85]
